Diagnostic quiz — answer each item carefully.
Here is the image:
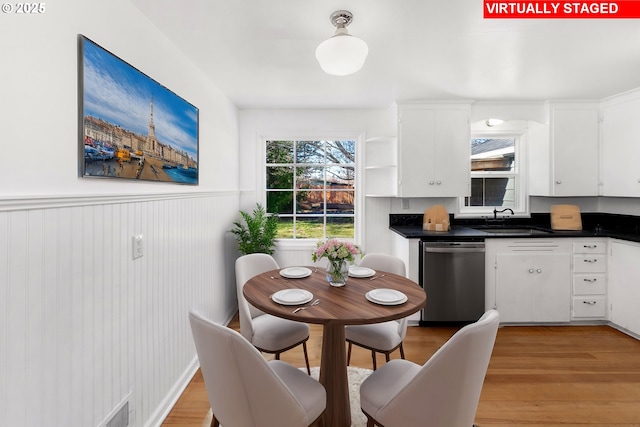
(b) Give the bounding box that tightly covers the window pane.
[275,217,293,238]
[327,190,354,214]
[326,165,355,189]
[326,140,355,164]
[296,190,325,214]
[295,217,325,239]
[326,217,354,238]
[465,177,515,207]
[296,141,325,164]
[266,140,294,163]
[471,138,515,172]
[267,191,293,214]
[266,166,293,189]
[296,166,324,189]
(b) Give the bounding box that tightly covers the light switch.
[132,234,143,259]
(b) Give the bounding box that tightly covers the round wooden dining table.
[243,266,427,427]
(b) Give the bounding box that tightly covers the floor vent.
[105,400,129,427]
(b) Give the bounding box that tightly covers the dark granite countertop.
[389,212,640,243]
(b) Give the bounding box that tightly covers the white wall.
[599,198,640,215]
[0,1,240,426]
[1,1,238,196]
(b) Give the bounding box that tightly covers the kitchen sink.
[471,226,552,236]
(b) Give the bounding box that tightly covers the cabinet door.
[534,252,571,322]
[609,240,640,335]
[601,97,640,196]
[397,108,436,197]
[432,108,470,197]
[397,105,470,197]
[495,253,535,322]
[551,108,599,196]
[496,253,571,322]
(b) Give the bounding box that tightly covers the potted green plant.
[231,203,278,255]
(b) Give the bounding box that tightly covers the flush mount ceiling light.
[485,118,505,127]
[315,10,369,76]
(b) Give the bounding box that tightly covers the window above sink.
[457,120,529,218]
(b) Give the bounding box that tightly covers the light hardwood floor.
[163,315,640,427]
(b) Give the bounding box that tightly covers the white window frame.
[458,129,529,218]
[258,132,365,248]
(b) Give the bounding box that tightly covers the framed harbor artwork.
[78,35,199,184]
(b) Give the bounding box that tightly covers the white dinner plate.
[271,289,314,305]
[279,267,312,279]
[366,289,408,306]
[348,266,376,278]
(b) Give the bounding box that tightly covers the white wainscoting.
[0,192,239,427]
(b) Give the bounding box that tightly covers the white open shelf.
[365,136,397,197]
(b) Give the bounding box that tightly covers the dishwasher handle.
[424,243,485,254]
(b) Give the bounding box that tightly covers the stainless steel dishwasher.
[420,241,485,324]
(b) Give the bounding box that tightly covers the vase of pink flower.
[312,239,362,287]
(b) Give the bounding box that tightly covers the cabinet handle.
[583,278,598,283]
[583,259,598,263]
[429,181,434,185]
[582,301,597,305]
[436,181,442,185]
[583,245,597,249]
[528,269,534,273]
[536,268,542,273]
[555,180,562,184]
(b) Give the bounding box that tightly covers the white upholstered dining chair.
[235,253,311,374]
[345,253,408,370]
[189,310,326,427]
[359,309,500,427]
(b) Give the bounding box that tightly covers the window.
[265,139,356,239]
[459,132,527,216]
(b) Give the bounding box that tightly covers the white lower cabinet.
[487,240,572,323]
[571,239,607,320]
[608,239,640,336]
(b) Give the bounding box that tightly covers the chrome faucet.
[493,208,514,219]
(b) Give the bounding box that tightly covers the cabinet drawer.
[572,296,606,318]
[573,255,606,273]
[572,241,606,254]
[572,274,606,295]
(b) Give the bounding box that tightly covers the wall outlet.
[402,199,410,210]
[132,234,143,259]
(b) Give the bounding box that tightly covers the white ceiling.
[131,0,640,109]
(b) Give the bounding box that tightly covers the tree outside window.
[266,140,355,239]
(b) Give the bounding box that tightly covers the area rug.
[201,366,372,427]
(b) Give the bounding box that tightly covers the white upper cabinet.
[601,91,640,197]
[396,102,471,197]
[529,102,599,196]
